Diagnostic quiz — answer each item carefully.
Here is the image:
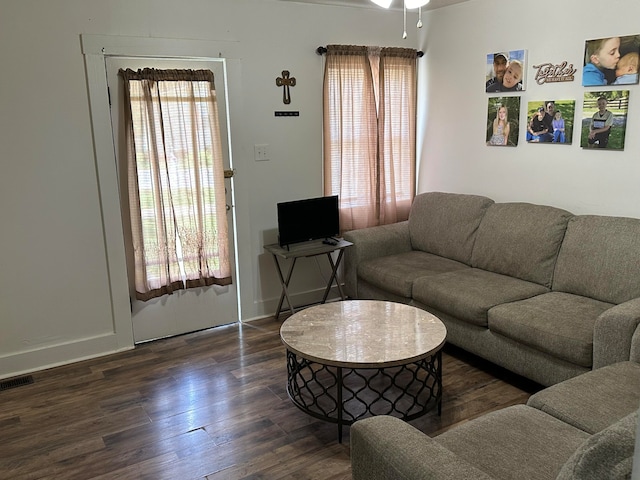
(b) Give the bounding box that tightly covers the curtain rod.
[316,46,424,57]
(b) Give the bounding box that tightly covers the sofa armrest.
[630,323,640,364]
[351,416,494,480]
[593,297,640,369]
[343,221,411,298]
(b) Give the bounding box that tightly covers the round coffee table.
[280,300,447,442]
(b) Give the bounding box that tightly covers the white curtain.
[323,45,417,232]
[120,68,231,301]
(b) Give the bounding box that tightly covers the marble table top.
[280,300,447,368]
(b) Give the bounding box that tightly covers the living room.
[3,0,639,381]
[1,0,639,474]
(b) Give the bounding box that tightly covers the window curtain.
[120,68,231,301]
[323,45,417,232]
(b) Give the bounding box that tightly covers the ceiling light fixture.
[371,0,430,38]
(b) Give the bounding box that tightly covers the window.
[119,68,231,301]
[323,45,417,232]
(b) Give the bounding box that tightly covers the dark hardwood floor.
[0,315,542,479]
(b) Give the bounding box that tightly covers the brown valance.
[118,68,215,89]
[317,45,423,57]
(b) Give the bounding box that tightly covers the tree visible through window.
[323,45,417,233]
[119,68,231,301]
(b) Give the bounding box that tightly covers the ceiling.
[274,0,473,11]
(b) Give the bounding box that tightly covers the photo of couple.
[485,50,527,93]
[583,35,640,86]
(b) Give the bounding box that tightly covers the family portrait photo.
[582,34,640,86]
[485,50,527,93]
[526,100,575,145]
[580,91,629,150]
[486,97,521,146]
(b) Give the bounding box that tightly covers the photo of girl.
[487,105,510,145]
[553,111,566,144]
[583,34,640,86]
[486,97,520,146]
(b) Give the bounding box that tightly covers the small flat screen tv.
[277,195,340,247]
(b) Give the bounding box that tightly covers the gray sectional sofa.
[343,192,640,386]
[350,325,640,479]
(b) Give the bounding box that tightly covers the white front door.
[106,56,239,342]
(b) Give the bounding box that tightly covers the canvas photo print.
[582,35,640,86]
[485,49,527,92]
[580,91,629,150]
[486,96,521,146]
[526,100,575,144]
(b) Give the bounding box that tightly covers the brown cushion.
[408,192,493,265]
[488,292,613,367]
[553,215,640,304]
[358,251,470,298]
[436,405,589,480]
[471,202,572,287]
[527,361,640,434]
[413,269,548,327]
[556,410,638,480]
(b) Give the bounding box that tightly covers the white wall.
[417,0,640,217]
[2,0,639,379]
[0,0,408,378]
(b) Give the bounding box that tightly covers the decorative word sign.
[276,70,296,104]
[532,61,577,85]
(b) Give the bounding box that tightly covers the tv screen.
[277,195,340,247]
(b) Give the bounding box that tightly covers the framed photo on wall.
[486,96,521,146]
[582,35,640,86]
[525,100,575,144]
[485,50,527,92]
[580,91,629,150]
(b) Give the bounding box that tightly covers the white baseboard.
[0,285,347,379]
[245,284,346,322]
[0,333,134,380]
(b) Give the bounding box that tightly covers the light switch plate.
[254,144,269,161]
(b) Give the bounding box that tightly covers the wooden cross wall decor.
[276,70,296,105]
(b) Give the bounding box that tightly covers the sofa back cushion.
[408,192,494,264]
[553,215,640,304]
[471,203,573,287]
[555,410,637,480]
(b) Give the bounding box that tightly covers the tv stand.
[264,239,353,319]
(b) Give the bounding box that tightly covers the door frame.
[81,35,243,348]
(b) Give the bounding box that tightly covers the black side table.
[264,239,353,319]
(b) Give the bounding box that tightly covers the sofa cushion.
[408,192,494,265]
[553,215,640,305]
[413,268,549,327]
[488,292,613,367]
[527,361,640,434]
[470,203,573,287]
[436,405,590,480]
[555,410,638,480]
[351,415,494,480]
[357,251,470,298]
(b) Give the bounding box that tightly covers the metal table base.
[285,349,443,443]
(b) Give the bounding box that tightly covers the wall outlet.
[254,144,269,161]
